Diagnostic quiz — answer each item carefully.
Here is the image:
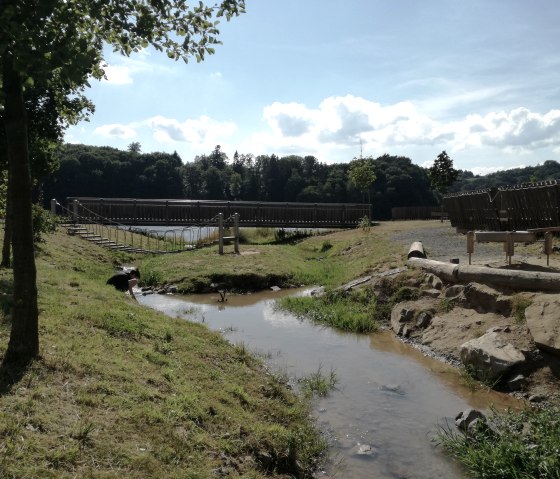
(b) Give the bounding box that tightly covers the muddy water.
[139,289,519,479]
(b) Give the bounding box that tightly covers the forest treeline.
[42,143,560,220]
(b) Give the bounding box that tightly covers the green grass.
[511,294,532,324]
[0,229,326,478]
[278,290,378,333]
[437,404,560,479]
[298,365,338,398]
[137,225,401,294]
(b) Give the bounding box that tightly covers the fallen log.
[407,258,560,292]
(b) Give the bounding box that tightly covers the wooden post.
[504,232,514,265]
[544,231,553,266]
[234,213,240,254]
[218,213,224,255]
[72,199,79,223]
[466,231,474,265]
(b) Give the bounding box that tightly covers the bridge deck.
[64,198,371,229]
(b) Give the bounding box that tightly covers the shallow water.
[139,289,519,479]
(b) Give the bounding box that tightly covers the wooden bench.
[467,230,556,265]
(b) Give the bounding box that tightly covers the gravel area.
[386,221,556,268]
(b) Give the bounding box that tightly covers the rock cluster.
[381,270,560,398]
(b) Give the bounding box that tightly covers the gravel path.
[386,221,519,265]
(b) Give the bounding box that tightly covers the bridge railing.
[65,198,371,228]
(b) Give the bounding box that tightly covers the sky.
[65,0,560,175]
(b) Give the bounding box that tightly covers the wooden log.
[456,265,560,291]
[407,241,426,259]
[407,258,459,282]
[408,258,560,291]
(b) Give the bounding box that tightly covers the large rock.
[463,282,511,315]
[525,294,560,357]
[460,330,526,381]
[391,298,437,337]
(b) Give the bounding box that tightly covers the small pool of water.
[139,289,519,479]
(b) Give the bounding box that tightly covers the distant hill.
[451,160,560,192]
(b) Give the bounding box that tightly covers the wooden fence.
[64,197,371,229]
[443,180,560,231]
[391,206,444,220]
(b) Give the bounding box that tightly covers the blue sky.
[65,0,560,174]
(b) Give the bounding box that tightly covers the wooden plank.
[475,231,536,243]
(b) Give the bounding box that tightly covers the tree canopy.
[428,150,459,196]
[348,157,377,203]
[0,0,245,362]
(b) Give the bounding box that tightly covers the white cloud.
[249,95,560,162]
[469,165,527,176]
[82,95,560,171]
[94,124,137,139]
[101,50,171,85]
[146,115,237,149]
[103,65,134,85]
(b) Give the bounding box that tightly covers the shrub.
[32,205,59,243]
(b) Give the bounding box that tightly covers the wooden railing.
[443,180,560,231]
[64,197,371,229]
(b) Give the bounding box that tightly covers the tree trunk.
[1,169,13,268]
[2,55,39,362]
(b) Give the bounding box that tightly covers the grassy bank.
[0,230,325,478]
[137,226,403,293]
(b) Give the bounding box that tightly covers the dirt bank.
[379,221,560,404]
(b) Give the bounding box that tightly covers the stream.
[138,288,519,479]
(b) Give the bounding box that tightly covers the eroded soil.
[381,220,560,403]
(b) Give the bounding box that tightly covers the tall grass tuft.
[437,404,560,479]
[298,364,338,398]
[278,288,378,333]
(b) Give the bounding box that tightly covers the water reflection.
[139,288,519,479]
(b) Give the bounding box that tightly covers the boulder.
[525,294,560,357]
[508,374,528,391]
[421,288,441,298]
[444,284,465,299]
[391,305,414,336]
[460,330,526,381]
[455,409,486,433]
[391,299,437,337]
[416,311,432,329]
[425,273,443,290]
[463,282,511,315]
